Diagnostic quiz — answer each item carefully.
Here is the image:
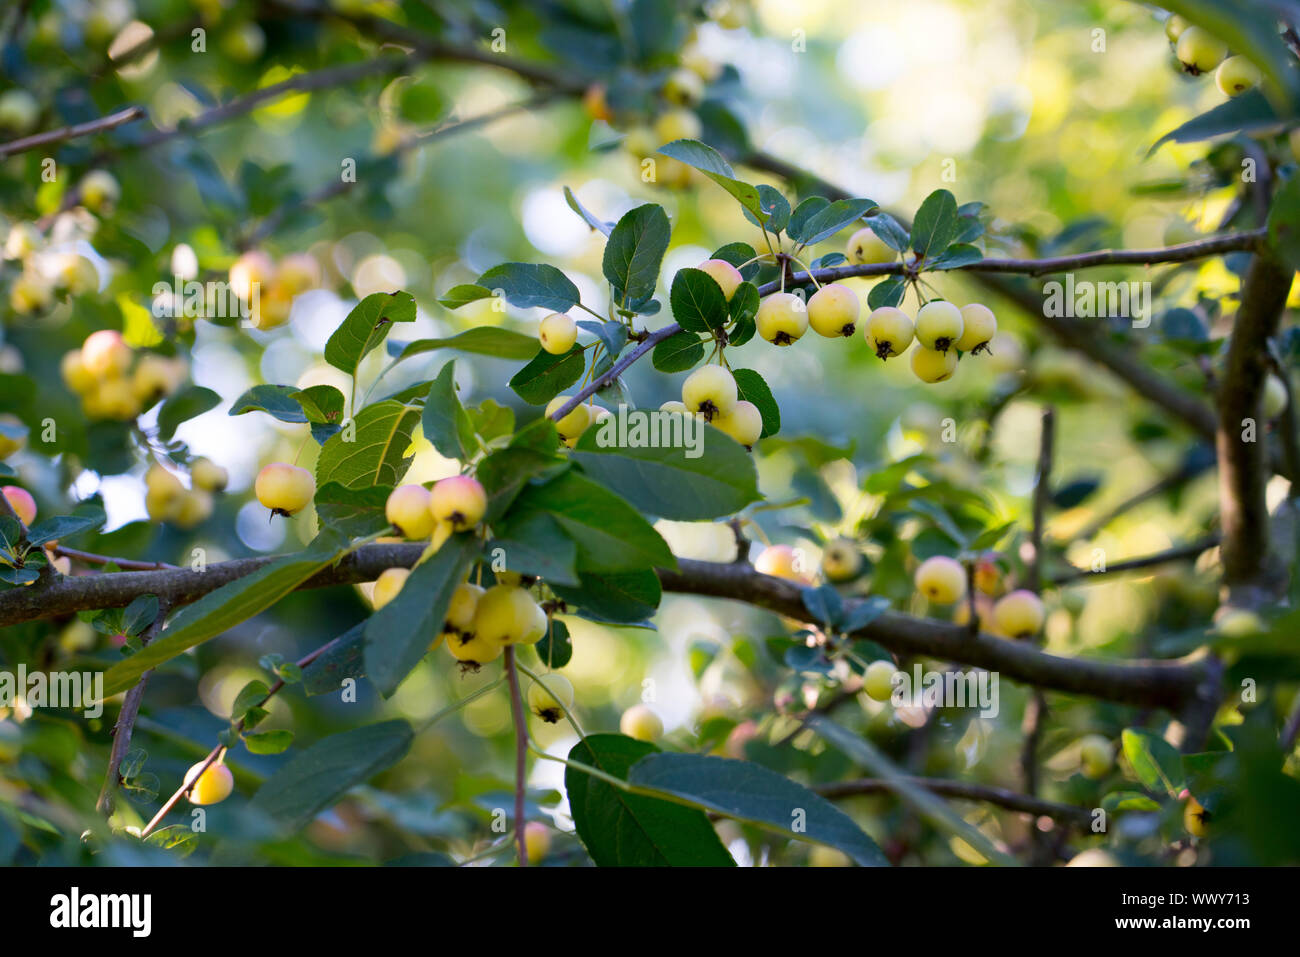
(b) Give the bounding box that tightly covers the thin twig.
[0,106,147,158]
[51,545,178,571]
[1050,536,1220,585]
[503,647,529,867]
[815,776,1092,827]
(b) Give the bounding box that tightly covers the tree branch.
[0,546,1208,710]
[0,106,147,158]
[1049,536,1220,585]
[814,776,1092,828]
[1067,450,1215,543]
[548,324,682,422]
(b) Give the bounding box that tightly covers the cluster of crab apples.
[1164,14,1260,97]
[60,329,187,422]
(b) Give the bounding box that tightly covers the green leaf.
[550,568,661,625]
[244,729,295,755]
[564,185,614,236]
[231,680,270,720]
[156,386,220,441]
[397,79,446,125]
[422,361,477,462]
[787,196,831,243]
[652,330,706,372]
[488,511,580,585]
[477,263,580,312]
[364,533,479,696]
[313,482,393,537]
[867,278,906,309]
[228,384,307,423]
[627,751,886,866]
[1152,88,1283,150]
[290,385,346,426]
[508,345,586,405]
[508,470,675,572]
[122,594,159,636]
[387,327,539,361]
[867,212,911,252]
[1121,728,1185,798]
[794,198,877,247]
[603,204,670,306]
[302,622,366,696]
[930,243,984,270]
[324,291,418,376]
[100,533,350,698]
[656,139,764,220]
[476,443,567,522]
[571,420,759,520]
[438,284,493,309]
[732,368,780,438]
[248,720,413,833]
[534,618,572,669]
[566,734,734,866]
[25,504,106,548]
[910,189,959,260]
[742,184,791,233]
[670,267,729,333]
[315,400,420,490]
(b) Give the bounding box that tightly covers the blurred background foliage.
[0,0,1296,866]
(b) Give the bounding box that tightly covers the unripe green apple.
[662,68,705,106]
[756,292,808,346]
[845,226,895,265]
[2,485,36,526]
[443,582,483,637]
[444,629,503,668]
[865,306,914,359]
[955,303,997,353]
[185,759,234,805]
[654,108,702,144]
[527,673,575,723]
[807,283,860,338]
[821,537,862,582]
[1165,14,1189,42]
[386,484,436,539]
[682,365,738,422]
[1078,734,1115,779]
[523,821,552,862]
[863,660,898,702]
[696,259,743,300]
[473,584,547,646]
[1263,373,1288,419]
[79,170,121,213]
[81,329,132,377]
[915,555,966,604]
[255,462,316,516]
[545,395,595,447]
[371,567,410,610]
[0,90,38,133]
[915,300,964,353]
[910,345,958,383]
[1215,56,1261,97]
[1175,26,1227,75]
[539,312,577,354]
[712,400,762,447]
[620,703,663,741]
[429,475,486,531]
[992,589,1045,638]
[190,457,229,492]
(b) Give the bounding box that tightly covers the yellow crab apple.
[131,354,184,405]
[1165,14,1189,42]
[1262,373,1288,419]
[2,486,36,526]
[863,660,898,702]
[0,89,38,133]
[756,292,808,346]
[79,170,120,213]
[60,351,96,394]
[915,555,966,604]
[385,484,435,539]
[442,582,484,637]
[910,345,959,383]
[712,400,762,447]
[681,365,738,422]
[1184,796,1210,838]
[55,253,99,295]
[276,252,321,295]
[428,475,486,531]
[527,673,575,723]
[184,759,234,805]
[371,568,410,610]
[620,703,663,742]
[523,821,552,862]
[84,378,141,421]
[992,589,1045,638]
[444,629,503,668]
[80,330,132,377]
[755,544,806,581]
[865,306,914,359]
[1215,56,1261,97]
[1175,26,1227,75]
[696,259,744,300]
[255,463,316,516]
[807,283,860,338]
[190,457,228,492]
[914,301,964,353]
[663,67,705,106]
[229,250,276,302]
[545,396,595,447]
[653,108,702,144]
[1078,734,1115,779]
[955,304,997,353]
[172,489,213,529]
[539,312,577,355]
[845,226,895,265]
[472,584,547,646]
[821,538,862,582]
